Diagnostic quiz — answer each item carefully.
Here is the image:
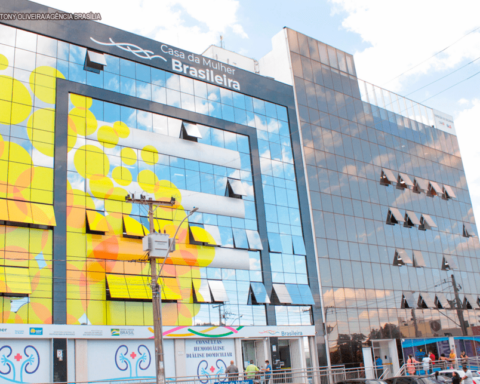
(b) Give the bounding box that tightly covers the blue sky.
[35,0,480,223]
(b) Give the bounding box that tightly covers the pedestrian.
[246,360,260,381]
[422,354,432,375]
[452,371,462,384]
[450,347,457,369]
[432,371,443,384]
[460,351,468,369]
[462,365,473,384]
[375,356,383,378]
[430,351,436,370]
[407,354,418,376]
[226,360,239,381]
[263,360,272,384]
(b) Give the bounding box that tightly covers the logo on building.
[115,345,151,377]
[0,345,40,383]
[29,328,43,336]
[91,37,167,62]
[111,329,120,336]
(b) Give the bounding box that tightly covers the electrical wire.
[383,25,480,86]
[405,55,480,97]
[421,69,480,103]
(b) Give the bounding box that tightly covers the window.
[442,255,457,270]
[268,233,283,253]
[85,50,107,73]
[272,284,293,304]
[393,249,413,266]
[192,279,212,303]
[404,211,420,228]
[250,282,270,304]
[225,178,247,199]
[86,210,109,233]
[413,177,429,193]
[427,181,442,197]
[106,275,181,300]
[0,267,31,295]
[189,224,214,245]
[180,122,202,141]
[418,292,435,308]
[232,228,249,249]
[443,185,456,200]
[203,225,222,246]
[386,207,405,226]
[402,292,416,308]
[463,294,478,309]
[123,215,145,237]
[380,169,396,186]
[435,292,448,309]
[398,173,414,189]
[463,223,476,238]
[208,280,229,302]
[412,250,426,267]
[245,230,263,250]
[292,236,307,255]
[419,214,437,231]
[1,199,56,227]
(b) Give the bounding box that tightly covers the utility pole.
[451,274,468,336]
[125,193,199,384]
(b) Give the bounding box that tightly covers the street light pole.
[125,193,198,384]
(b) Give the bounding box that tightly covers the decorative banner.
[0,340,50,384]
[0,325,314,339]
[185,339,235,383]
[432,109,456,135]
[87,340,175,381]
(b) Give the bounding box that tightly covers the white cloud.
[329,0,480,91]
[458,98,471,106]
[35,0,247,53]
[454,99,480,223]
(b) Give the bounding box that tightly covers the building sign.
[0,325,314,339]
[87,340,175,381]
[91,38,240,90]
[185,339,235,382]
[432,109,456,135]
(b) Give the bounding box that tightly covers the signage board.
[432,109,456,135]
[0,324,315,339]
[185,339,235,381]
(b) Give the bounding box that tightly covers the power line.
[421,69,480,103]
[383,25,480,86]
[405,55,480,97]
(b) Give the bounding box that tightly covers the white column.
[235,338,244,377]
[309,336,320,384]
[75,339,88,382]
[174,339,185,378]
[255,339,267,368]
[290,338,306,382]
[67,340,76,383]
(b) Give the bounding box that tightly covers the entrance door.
[372,340,399,378]
[242,340,256,370]
[278,340,291,369]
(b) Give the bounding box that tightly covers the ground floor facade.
[0,324,317,382]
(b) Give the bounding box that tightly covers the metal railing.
[394,357,479,377]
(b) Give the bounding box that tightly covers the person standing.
[263,360,272,384]
[422,354,432,374]
[430,351,436,370]
[462,365,474,384]
[407,354,418,376]
[439,354,448,369]
[226,360,239,381]
[246,360,260,381]
[460,351,468,369]
[450,347,457,369]
[375,356,383,378]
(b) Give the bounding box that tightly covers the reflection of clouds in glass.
[152,86,166,104]
[127,111,136,127]
[107,76,119,90]
[136,82,151,100]
[282,146,293,163]
[68,172,85,191]
[254,115,267,131]
[32,148,54,168]
[267,119,280,134]
[137,111,152,129]
[249,256,261,271]
[195,99,209,115]
[181,94,195,112]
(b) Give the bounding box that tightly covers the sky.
[34,0,480,223]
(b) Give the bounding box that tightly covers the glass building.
[0,1,478,381]
[0,1,324,382]
[250,28,480,373]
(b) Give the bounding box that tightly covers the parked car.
[384,376,439,384]
[335,379,389,384]
[430,370,480,384]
